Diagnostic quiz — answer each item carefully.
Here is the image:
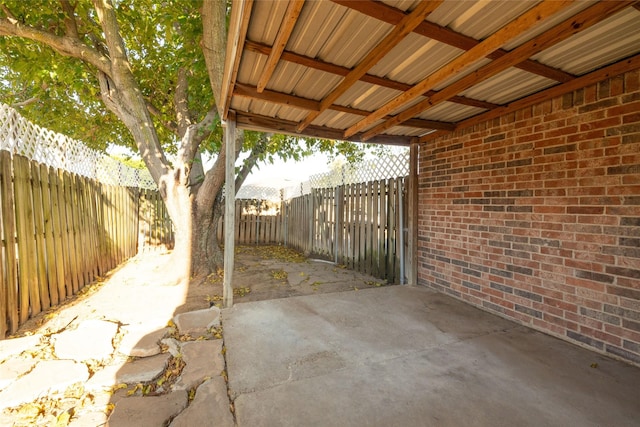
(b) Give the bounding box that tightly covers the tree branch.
[174,67,192,138]
[146,101,178,135]
[59,0,79,39]
[10,96,39,108]
[0,4,18,22]
[177,108,218,167]
[92,0,170,182]
[0,12,111,76]
[235,133,271,192]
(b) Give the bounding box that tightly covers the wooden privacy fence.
[0,152,149,337]
[283,177,408,284]
[223,199,283,245]
[0,148,407,337]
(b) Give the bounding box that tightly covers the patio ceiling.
[221,0,640,146]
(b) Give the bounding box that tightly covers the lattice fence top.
[236,185,282,201]
[308,151,409,189]
[0,103,156,189]
[275,151,409,200]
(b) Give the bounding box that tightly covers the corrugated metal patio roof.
[221,0,640,146]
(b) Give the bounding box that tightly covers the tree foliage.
[0,0,381,281]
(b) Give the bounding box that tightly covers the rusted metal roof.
[222,0,640,146]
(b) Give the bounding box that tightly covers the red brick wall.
[417,70,640,366]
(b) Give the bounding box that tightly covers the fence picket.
[48,167,66,301]
[14,156,39,320]
[40,165,59,306]
[31,163,50,310]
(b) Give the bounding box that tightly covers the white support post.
[223,113,236,308]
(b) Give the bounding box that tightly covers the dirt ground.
[14,245,389,338]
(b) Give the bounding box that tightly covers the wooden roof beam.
[359,0,633,141]
[220,0,253,119]
[256,0,305,93]
[295,0,443,133]
[245,39,499,110]
[234,83,455,131]
[332,0,576,83]
[421,53,640,144]
[236,111,413,146]
[344,0,574,140]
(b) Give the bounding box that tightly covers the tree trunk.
[191,190,224,278]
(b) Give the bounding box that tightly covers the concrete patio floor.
[223,286,640,427]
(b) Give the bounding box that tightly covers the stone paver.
[173,307,220,336]
[116,352,171,384]
[68,410,108,427]
[0,360,88,409]
[107,390,188,427]
[119,326,169,357]
[170,377,234,427]
[84,358,129,391]
[0,358,36,389]
[173,340,224,391]
[162,337,181,357]
[54,319,118,361]
[0,334,42,362]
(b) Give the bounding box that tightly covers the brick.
[575,270,614,284]
[578,98,618,114]
[566,206,604,215]
[566,330,604,350]
[623,319,640,333]
[484,133,505,143]
[620,237,640,247]
[579,307,620,325]
[506,264,533,276]
[623,339,640,354]
[605,266,640,279]
[607,286,640,301]
[462,280,481,291]
[514,289,542,302]
[604,304,640,322]
[490,282,513,293]
[604,246,640,258]
[515,304,542,319]
[622,133,640,144]
[623,197,640,206]
[606,345,640,365]
[544,297,578,313]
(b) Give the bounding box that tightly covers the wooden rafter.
[256,0,305,93]
[344,0,574,140]
[234,83,455,131]
[421,53,640,144]
[295,0,443,133]
[359,0,633,141]
[332,0,576,83]
[245,39,499,110]
[236,111,413,146]
[221,0,253,119]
